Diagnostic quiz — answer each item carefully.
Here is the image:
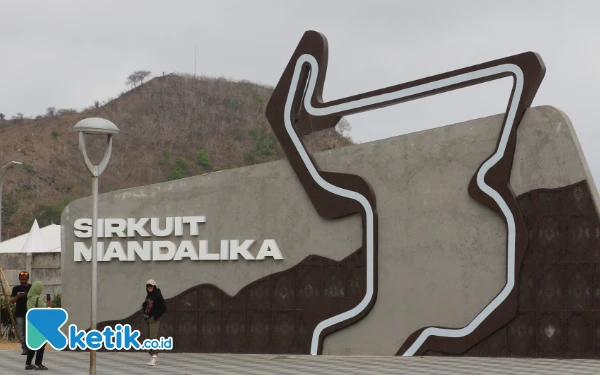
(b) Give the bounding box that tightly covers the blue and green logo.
[26,308,172,351]
[26,308,69,350]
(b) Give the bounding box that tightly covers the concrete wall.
[0,253,61,296]
[321,105,599,355]
[60,105,599,355]
[60,151,363,330]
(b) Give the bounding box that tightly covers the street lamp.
[0,161,22,242]
[73,118,118,375]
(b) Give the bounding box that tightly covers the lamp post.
[73,118,119,375]
[0,161,22,242]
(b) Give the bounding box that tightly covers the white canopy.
[0,220,61,254]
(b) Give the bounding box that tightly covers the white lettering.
[174,241,198,261]
[127,218,150,237]
[152,241,175,260]
[98,219,104,239]
[220,240,229,260]
[151,217,173,237]
[103,242,127,261]
[199,240,219,260]
[229,240,255,260]
[174,217,183,236]
[74,242,104,262]
[74,219,92,238]
[104,219,127,238]
[98,241,105,260]
[182,216,206,235]
[74,242,91,261]
[127,241,151,261]
[71,216,285,262]
[256,239,284,260]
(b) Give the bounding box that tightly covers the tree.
[126,70,152,88]
[336,117,352,140]
[2,193,19,228]
[36,197,74,227]
[0,113,4,121]
[94,100,100,109]
[46,107,56,117]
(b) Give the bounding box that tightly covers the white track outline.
[284,54,524,356]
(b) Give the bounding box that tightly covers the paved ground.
[1,350,600,374]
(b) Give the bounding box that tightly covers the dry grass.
[0,73,353,238]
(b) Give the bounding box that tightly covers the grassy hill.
[0,73,353,239]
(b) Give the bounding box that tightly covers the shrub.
[159,149,171,165]
[51,131,59,139]
[244,128,282,165]
[197,150,212,169]
[167,157,188,181]
[167,169,186,181]
[173,157,187,173]
[23,163,35,174]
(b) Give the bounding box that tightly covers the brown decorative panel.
[565,264,592,310]
[272,273,295,310]
[271,310,298,354]
[508,312,536,356]
[158,299,175,345]
[538,311,563,357]
[518,264,535,310]
[199,285,223,310]
[247,309,271,353]
[199,310,222,353]
[176,310,199,352]
[176,286,199,310]
[537,215,562,259]
[565,312,593,358]
[537,264,562,311]
[594,264,600,309]
[476,326,508,357]
[423,180,600,358]
[90,248,365,354]
[223,309,246,353]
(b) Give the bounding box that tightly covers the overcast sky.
[2,0,600,183]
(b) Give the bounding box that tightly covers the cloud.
[1,0,600,183]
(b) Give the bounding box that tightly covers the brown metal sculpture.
[92,30,547,356]
[265,30,545,356]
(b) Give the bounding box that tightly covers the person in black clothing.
[10,271,31,355]
[141,279,166,366]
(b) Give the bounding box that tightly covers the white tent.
[0,220,61,254]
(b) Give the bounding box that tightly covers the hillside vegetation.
[0,73,353,239]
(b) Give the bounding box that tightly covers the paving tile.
[1,350,600,374]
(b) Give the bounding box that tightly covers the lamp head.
[73,118,119,136]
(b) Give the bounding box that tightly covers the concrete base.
[60,106,598,356]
